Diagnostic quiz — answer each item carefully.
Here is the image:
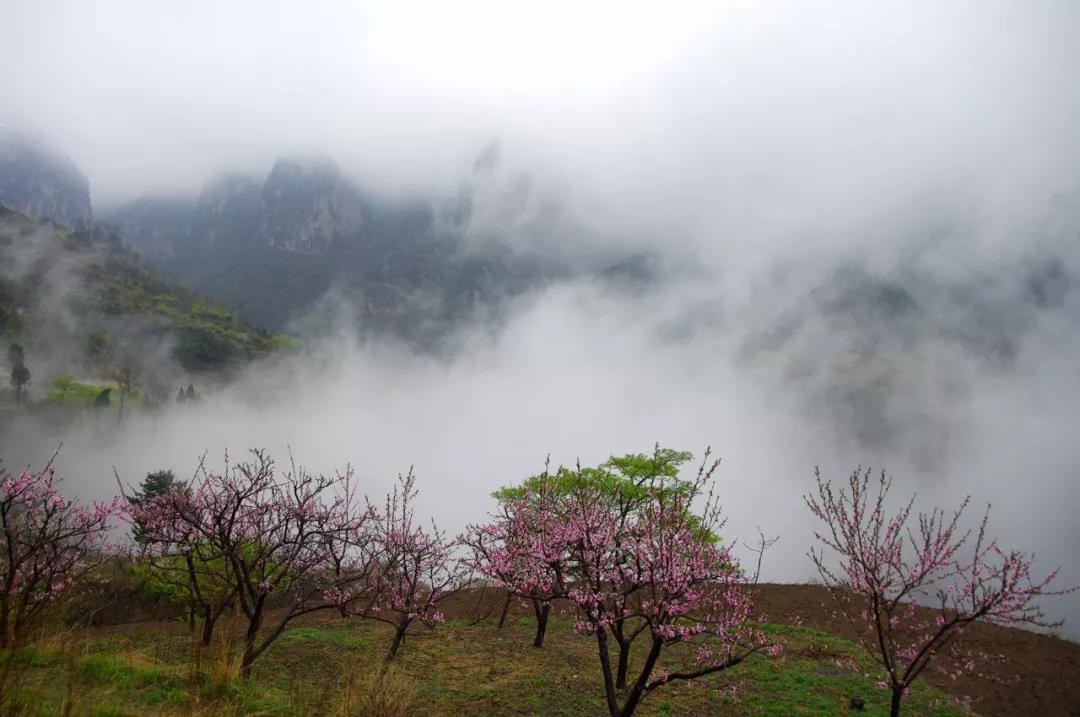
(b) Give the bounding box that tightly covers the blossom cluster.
[1,460,120,647]
[806,466,1068,716]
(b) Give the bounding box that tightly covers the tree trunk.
[615,637,664,717]
[201,608,216,648]
[595,627,620,717]
[616,638,631,689]
[890,687,903,717]
[532,602,551,648]
[0,601,9,650]
[612,619,631,689]
[239,603,263,679]
[387,624,407,660]
[497,592,512,629]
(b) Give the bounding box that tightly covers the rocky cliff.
[259,158,364,252]
[0,137,93,228]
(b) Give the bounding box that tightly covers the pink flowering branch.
[128,450,375,678]
[360,469,471,660]
[463,458,569,647]
[1,454,121,648]
[500,446,779,717]
[806,466,1073,717]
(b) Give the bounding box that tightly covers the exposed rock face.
[103,196,198,262]
[108,158,371,258]
[0,137,92,228]
[198,174,261,251]
[96,145,603,341]
[259,158,363,252]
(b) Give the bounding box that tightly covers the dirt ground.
[439,584,1080,717]
[750,583,1080,717]
[89,583,1080,716]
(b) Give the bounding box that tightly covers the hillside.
[0,204,292,407]
[3,586,1076,716]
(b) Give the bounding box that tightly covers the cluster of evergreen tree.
[175,384,199,403]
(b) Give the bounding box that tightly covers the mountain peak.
[0,135,92,228]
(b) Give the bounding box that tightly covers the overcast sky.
[3,1,1078,248]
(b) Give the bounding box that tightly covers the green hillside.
[0,204,295,406]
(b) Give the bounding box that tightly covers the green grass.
[45,375,150,410]
[0,615,969,717]
[47,376,116,406]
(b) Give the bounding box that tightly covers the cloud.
[0,0,1077,633]
[4,271,1079,632]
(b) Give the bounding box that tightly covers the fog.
[1,1,1079,633]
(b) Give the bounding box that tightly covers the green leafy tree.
[128,470,183,545]
[487,447,718,681]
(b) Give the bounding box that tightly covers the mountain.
[101,153,579,346]
[0,204,291,405]
[0,136,92,229]
[258,158,365,252]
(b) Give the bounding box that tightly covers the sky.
[1,0,1079,631]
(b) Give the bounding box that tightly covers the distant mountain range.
[97,148,636,345]
[0,134,657,356]
[1,134,1076,455]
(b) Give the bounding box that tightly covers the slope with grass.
[0,205,295,407]
[4,584,1077,716]
[1,613,966,717]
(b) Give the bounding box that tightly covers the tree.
[127,470,183,545]
[465,459,568,647]
[494,448,708,680]
[318,467,381,619]
[9,363,30,404]
[8,342,30,404]
[0,457,121,648]
[131,450,372,678]
[110,361,140,422]
[364,470,470,660]
[497,447,778,717]
[805,467,1070,717]
[126,473,235,649]
[7,342,24,367]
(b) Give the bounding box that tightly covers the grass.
[46,376,124,406]
[0,614,968,717]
